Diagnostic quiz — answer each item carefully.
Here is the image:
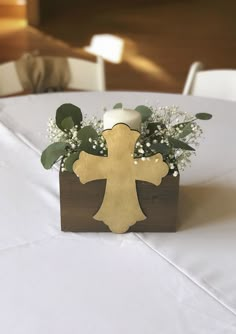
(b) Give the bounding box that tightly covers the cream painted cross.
[73,124,169,233]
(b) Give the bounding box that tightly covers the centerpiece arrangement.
[41,102,212,233]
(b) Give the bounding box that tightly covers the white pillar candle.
[103,108,141,131]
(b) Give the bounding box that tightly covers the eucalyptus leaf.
[173,121,192,128]
[56,103,82,131]
[61,116,74,130]
[41,142,68,169]
[150,142,171,155]
[77,125,98,141]
[168,137,195,151]
[147,122,166,135]
[178,122,193,138]
[135,105,152,122]
[195,113,212,120]
[113,103,123,109]
[77,126,99,153]
[64,152,81,173]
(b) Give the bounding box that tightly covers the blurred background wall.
[1,0,236,92]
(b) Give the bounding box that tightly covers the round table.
[0,92,236,334]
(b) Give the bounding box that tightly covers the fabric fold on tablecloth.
[1,232,236,334]
[0,121,60,250]
[140,169,236,315]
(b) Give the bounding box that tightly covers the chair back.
[67,56,105,91]
[0,55,106,97]
[0,61,24,97]
[183,62,236,101]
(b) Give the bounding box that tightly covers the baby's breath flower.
[138,148,144,154]
[173,171,178,177]
[46,104,204,175]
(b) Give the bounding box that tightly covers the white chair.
[0,61,25,97]
[183,61,236,101]
[67,56,105,91]
[0,55,105,97]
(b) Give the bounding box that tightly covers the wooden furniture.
[72,123,170,233]
[60,171,179,232]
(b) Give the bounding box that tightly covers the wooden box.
[59,171,179,232]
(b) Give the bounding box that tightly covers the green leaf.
[174,121,191,128]
[195,113,212,120]
[150,142,171,155]
[41,142,68,169]
[168,137,195,151]
[177,122,193,138]
[113,103,123,109]
[64,152,81,173]
[77,126,98,142]
[147,122,157,134]
[61,116,74,130]
[77,126,99,153]
[147,122,166,135]
[135,105,152,122]
[56,103,82,131]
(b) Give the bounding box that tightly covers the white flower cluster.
[47,118,67,143]
[47,117,82,150]
[47,105,203,176]
[47,116,108,173]
[134,105,203,176]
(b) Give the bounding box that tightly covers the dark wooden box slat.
[59,171,179,232]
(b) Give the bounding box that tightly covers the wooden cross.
[73,124,169,233]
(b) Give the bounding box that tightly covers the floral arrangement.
[41,103,212,176]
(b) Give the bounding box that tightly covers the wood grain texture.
[73,124,168,233]
[0,4,26,19]
[60,171,179,232]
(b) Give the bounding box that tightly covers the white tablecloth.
[0,92,235,333]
